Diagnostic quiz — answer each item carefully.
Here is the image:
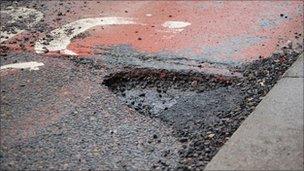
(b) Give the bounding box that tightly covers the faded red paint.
[0,1,303,146]
[1,78,101,146]
[65,1,303,63]
[240,15,303,60]
[1,1,303,63]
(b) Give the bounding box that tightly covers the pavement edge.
[205,53,304,170]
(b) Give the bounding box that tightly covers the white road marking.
[0,62,44,71]
[0,29,24,43]
[0,7,43,43]
[62,49,78,55]
[162,21,191,32]
[34,17,137,55]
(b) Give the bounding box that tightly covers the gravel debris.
[103,47,301,170]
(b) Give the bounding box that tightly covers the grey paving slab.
[283,53,303,78]
[205,56,304,170]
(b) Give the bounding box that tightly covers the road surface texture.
[0,1,303,170]
[205,54,303,170]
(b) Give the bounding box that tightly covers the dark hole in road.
[102,50,299,170]
[103,68,237,117]
[102,68,243,169]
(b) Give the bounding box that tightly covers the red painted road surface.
[1,1,303,65]
[1,1,303,170]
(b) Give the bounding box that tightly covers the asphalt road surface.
[0,1,303,170]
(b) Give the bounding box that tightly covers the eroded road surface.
[0,1,303,170]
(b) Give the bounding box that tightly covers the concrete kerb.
[283,53,304,78]
[205,54,304,170]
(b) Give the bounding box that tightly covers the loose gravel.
[103,48,301,170]
[0,1,302,170]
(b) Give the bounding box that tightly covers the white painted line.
[0,7,43,43]
[162,21,191,29]
[0,62,44,71]
[0,29,24,43]
[62,49,78,56]
[161,21,191,33]
[34,17,137,55]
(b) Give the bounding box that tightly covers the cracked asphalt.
[0,1,303,170]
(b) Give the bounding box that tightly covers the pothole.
[101,50,300,170]
[103,68,238,118]
[102,68,244,169]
